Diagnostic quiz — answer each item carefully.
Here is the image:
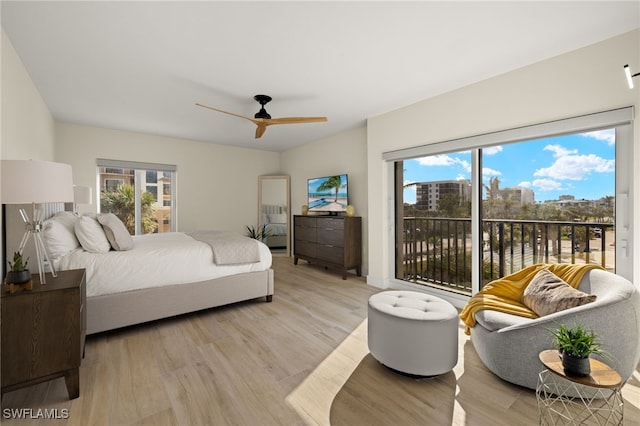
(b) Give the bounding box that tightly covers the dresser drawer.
[318,217,344,230]
[295,225,316,242]
[295,240,317,258]
[318,245,344,264]
[295,216,317,228]
[317,229,344,247]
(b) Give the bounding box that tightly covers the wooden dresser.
[293,215,362,279]
[1,269,86,399]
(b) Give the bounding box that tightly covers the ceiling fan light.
[255,108,271,119]
[624,64,634,89]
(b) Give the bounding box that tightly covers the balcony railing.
[399,217,614,295]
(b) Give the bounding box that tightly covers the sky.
[403,129,615,204]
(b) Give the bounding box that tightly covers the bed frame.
[4,203,274,335]
[87,269,274,334]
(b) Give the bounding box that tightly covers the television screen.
[307,174,348,214]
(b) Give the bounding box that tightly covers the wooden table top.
[539,349,622,389]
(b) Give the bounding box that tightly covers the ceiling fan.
[196,95,328,139]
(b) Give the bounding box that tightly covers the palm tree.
[101,184,157,234]
[316,175,345,202]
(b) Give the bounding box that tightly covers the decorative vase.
[301,205,309,216]
[561,352,591,377]
[346,205,355,217]
[5,270,31,285]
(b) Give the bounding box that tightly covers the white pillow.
[42,211,81,259]
[97,213,133,251]
[268,213,287,224]
[74,215,111,253]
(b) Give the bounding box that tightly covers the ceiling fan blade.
[265,116,328,125]
[255,123,268,139]
[195,103,259,124]
[197,98,327,140]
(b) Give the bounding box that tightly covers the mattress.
[56,232,272,297]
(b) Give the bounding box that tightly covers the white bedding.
[265,222,286,236]
[55,232,272,297]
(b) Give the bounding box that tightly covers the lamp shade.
[73,185,93,205]
[1,159,74,204]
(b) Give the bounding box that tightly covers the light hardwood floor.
[2,257,639,425]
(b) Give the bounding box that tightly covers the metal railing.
[399,217,614,295]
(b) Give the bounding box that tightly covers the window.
[97,159,177,235]
[386,108,634,294]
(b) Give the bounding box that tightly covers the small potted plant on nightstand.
[550,324,602,377]
[5,251,32,291]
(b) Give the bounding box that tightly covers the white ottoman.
[367,291,459,376]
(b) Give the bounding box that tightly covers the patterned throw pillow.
[522,269,596,317]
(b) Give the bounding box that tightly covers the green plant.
[550,324,601,359]
[245,225,272,241]
[8,251,29,272]
[101,184,157,234]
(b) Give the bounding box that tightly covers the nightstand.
[1,269,86,399]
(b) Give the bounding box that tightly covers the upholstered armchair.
[469,268,640,390]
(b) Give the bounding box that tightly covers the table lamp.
[1,159,74,284]
[73,185,93,214]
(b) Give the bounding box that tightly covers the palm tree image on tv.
[317,175,344,202]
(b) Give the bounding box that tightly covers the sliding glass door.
[389,108,633,294]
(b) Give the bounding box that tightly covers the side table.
[1,269,86,400]
[536,349,623,425]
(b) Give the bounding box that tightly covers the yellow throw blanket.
[459,263,603,335]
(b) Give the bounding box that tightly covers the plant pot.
[561,352,591,377]
[5,270,31,284]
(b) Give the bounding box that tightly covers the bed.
[261,204,288,249]
[41,210,274,334]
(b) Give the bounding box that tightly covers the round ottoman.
[367,290,458,376]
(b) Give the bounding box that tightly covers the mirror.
[258,175,291,256]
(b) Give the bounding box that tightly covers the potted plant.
[550,324,601,376]
[245,225,272,242]
[6,251,31,284]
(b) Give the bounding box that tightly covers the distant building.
[499,186,535,204]
[415,179,471,211]
[545,198,595,209]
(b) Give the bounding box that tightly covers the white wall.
[1,30,56,160]
[281,126,368,274]
[1,30,58,272]
[55,123,281,233]
[366,29,640,288]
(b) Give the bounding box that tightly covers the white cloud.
[416,154,471,173]
[403,181,416,202]
[482,167,501,177]
[544,144,578,157]
[483,146,503,155]
[518,181,531,188]
[416,154,457,166]
[534,153,614,180]
[532,178,564,191]
[581,129,615,146]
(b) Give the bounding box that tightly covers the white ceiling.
[2,1,639,152]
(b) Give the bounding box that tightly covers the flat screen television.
[307,174,348,215]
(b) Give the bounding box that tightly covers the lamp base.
[17,204,58,285]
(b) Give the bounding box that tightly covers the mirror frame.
[258,175,291,256]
